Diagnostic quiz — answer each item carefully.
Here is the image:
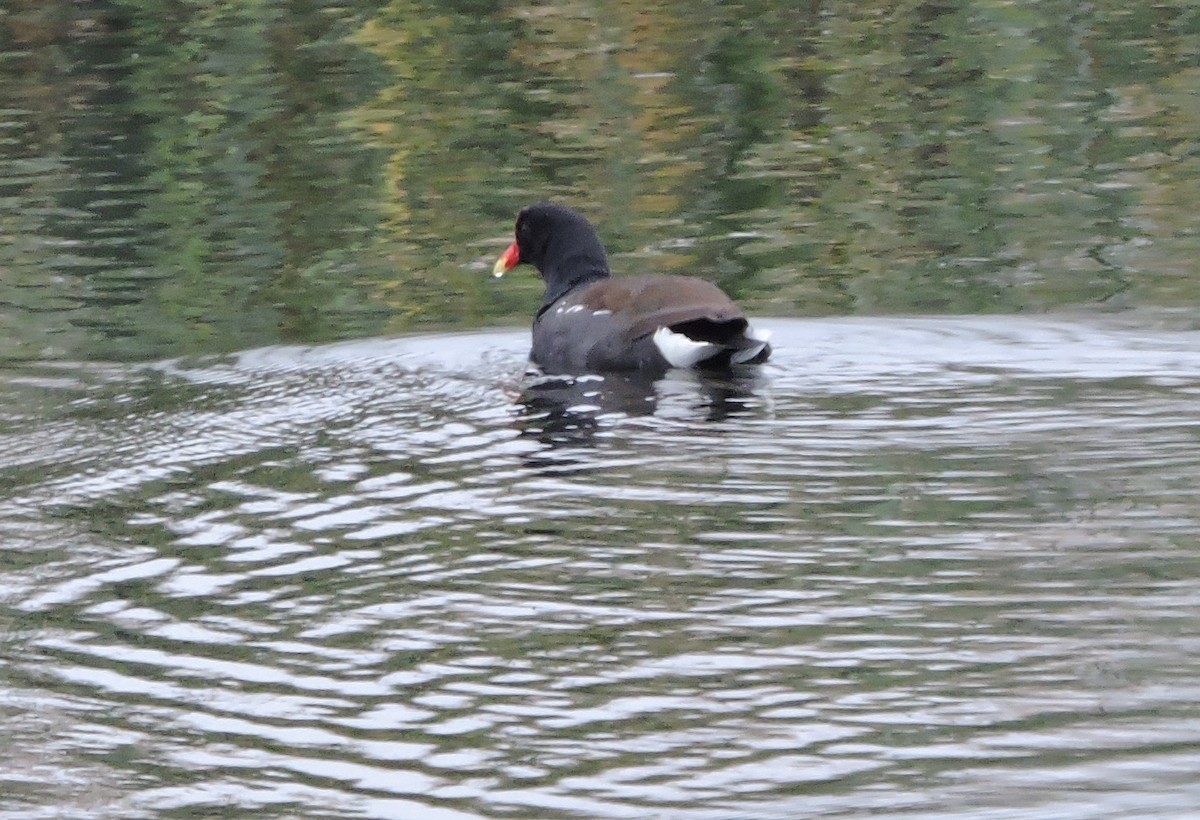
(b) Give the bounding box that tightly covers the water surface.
[3,2,1200,816]
[3,316,1200,818]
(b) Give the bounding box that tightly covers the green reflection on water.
[0,0,1197,363]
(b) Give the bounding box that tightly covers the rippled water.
[3,316,1200,819]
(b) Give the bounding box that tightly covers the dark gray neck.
[538,254,610,310]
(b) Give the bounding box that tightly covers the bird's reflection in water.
[513,367,766,468]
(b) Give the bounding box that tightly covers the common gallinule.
[493,203,772,375]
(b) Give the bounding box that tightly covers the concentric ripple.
[2,316,1200,819]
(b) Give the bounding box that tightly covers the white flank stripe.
[653,327,720,368]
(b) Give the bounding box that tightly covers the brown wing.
[579,276,746,342]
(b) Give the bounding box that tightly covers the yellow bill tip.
[493,240,520,278]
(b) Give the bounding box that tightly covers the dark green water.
[3,2,1200,818]
[2,0,1199,363]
